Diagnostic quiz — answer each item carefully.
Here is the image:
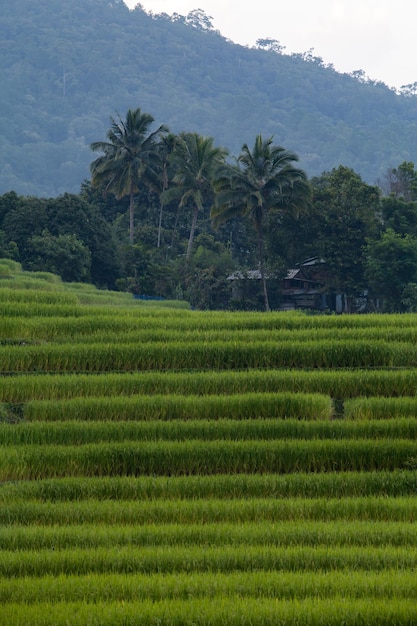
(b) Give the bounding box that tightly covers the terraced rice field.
[2,261,417,624]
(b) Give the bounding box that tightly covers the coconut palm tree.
[211,135,310,311]
[162,132,228,260]
[154,133,179,248]
[90,108,168,243]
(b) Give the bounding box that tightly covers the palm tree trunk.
[257,217,270,312]
[157,200,163,248]
[129,185,135,244]
[157,162,169,248]
[186,205,199,260]
[170,207,180,249]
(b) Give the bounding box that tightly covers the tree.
[255,38,285,54]
[379,161,417,201]
[380,195,417,237]
[90,108,168,243]
[366,228,417,311]
[175,233,236,310]
[211,135,310,311]
[162,132,227,260]
[155,133,179,248]
[1,192,120,288]
[308,166,381,307]
[27,229,91,282]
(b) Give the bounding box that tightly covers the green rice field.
[2,260,417,624]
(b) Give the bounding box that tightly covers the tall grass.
[2,340,417,372]
[3,418,417,445]
[1,570,417,604]
[1,544,417,577]
[345,396,417,419]
[1,439,416,479]
[2,598,417,626]
[1,369,417,402]
[0,259,22,273]
[19,391,333,422]
[1,520,416,551]
[5,269,417,625]
[2,472,417,503]
[4,319,417,344]
[1,497,417,525]
[0,287,76,303]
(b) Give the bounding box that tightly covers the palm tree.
[162,132,228,260]
[90,108,168,243]
[211,135,310,311]
[155,133,179,248]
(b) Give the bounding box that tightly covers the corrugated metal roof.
[286,269,300,279]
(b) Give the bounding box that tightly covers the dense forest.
[3,0,417,197]
[2,103,417,313]
[3,0,417,312]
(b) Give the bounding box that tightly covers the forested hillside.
[2,0,417,196]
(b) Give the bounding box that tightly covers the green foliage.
[0,193,120,288]
[27,229,91,282]
[162,132,228,259]
[380,196,417,236]
[381,161,417,201]
[212,135,309,310]
[90,108,168,243]
[176,233,236,309]
[366,228,417,311]
[308,166,381,302]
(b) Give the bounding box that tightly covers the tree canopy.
[90,108,168,243]
[212,135,310,311]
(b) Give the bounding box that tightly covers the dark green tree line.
[4,102,417,312]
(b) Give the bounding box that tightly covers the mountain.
[2,0,417,197]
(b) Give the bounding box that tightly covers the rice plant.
[1,569,417,604]
[1,497,416,526]
[2,597,417,626]
[345,396,417,420]
[1,439,416,480]
[1,520,416,551]
[1,369,417,402]
[20,391,333,423]
[2,472,417,503]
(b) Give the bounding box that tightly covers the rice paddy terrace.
[2,259,417,624]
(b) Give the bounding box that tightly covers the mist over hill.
[2,0,417,197]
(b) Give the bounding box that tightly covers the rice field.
[2,263,417,624]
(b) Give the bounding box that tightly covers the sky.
[124,0,417,90]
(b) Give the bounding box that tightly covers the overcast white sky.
[125,0,417,90]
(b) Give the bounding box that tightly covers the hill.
[2,0,417,196]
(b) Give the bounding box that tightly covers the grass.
[17,391,333,422]
[2,471,417,502]
[2,598,417,626]
[2,520,417,551]
[3,262,417,623]
[2,496,417,525]
[4,417,417,445]
[2,369,417,402]
[1,439,417,479]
